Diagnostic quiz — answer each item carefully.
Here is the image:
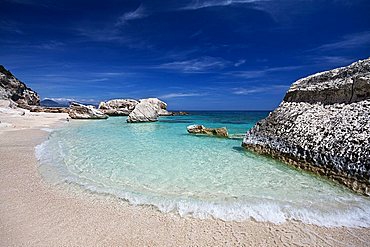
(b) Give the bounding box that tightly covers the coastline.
[0,112,370,246]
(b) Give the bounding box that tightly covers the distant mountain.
[40,99,68,107]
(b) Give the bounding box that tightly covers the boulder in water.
[187,124,228,137]
[127,98,167,123]
[98,99,139,116]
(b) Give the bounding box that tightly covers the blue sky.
[1,0,370,110]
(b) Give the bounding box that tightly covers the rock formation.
[158,108,172,116]
[98,99,139,116]
[242,58,370,195]
[126,98,166,123]
[30,106,69,114]
[68,102,108,119]
[0,65,40,107]
[187,125,229,137]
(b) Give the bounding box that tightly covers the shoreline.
[1,110,370,246]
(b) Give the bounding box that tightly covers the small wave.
[56,176,370,228]
[34,122,370,228]
[40,127,54,133]
[35,139,370,228]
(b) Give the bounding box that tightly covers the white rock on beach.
[68,102,108,119]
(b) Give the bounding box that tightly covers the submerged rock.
[161,111,189,116]
[68,102,108,119]
[98,99,139,116]
[0,65,40,107]
[127,98,167,123]
[242,58,370,195]
[172,111,189,116]
[187,124,228,138]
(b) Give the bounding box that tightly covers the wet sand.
[0,106,369,246]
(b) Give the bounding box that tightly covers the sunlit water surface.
[36,112,370,227]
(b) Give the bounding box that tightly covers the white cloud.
[0,20,24,34]
[44,97,98,104]
[228,65,301,79]
[234,59,246,67]
[232,84,289,95]
[157,56,230,72]
[183,0,264,10]
[314,31,370,51]
[312,56,354,66]
[44,97,76,103]
[160,93,207,99]
[116,5,147,26]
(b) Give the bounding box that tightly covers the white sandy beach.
[0,106,369,246]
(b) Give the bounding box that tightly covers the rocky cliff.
[242,58,370,195]
[0,65,40,107]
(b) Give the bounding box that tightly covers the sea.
[36,111,370,227]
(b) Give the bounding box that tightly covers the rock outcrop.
[242,58,370,195]
[0,65,40,107]
[68,102,108,119]
[187,125,229,137]
[158,108,172,116]
[30,106,69,114]
[127,98,169,123]
[98,99,139,116]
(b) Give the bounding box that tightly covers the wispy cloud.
[116,5,147,26]
[314,31,370,51]
[0,20,24,34]
[157,56,230,73]
[159,92,207,99]
[74,25,151,49]
[234,59,246,67]
[92,72,135,77]
[4,0,52,7]
[228,65,301,79]
[183,0,264,10]
[5,40,65,50]
[232,84,289,95]
[75,26,128,43]
[311,56,354,66]
[44,97,98,104]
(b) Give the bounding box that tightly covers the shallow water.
[36,112,370,227]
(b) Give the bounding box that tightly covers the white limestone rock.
[242,58,370,195]
[68,102,108,119]
[98,99,139,116]
[127,98,167,123]
[0,65,40,107]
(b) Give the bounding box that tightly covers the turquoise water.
[36,112,370,227]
